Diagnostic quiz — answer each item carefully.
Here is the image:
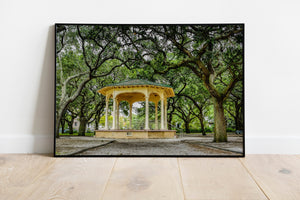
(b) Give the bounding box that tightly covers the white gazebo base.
[95,130,176,139]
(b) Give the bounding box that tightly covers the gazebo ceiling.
[116,92,161,104]
[98,79,175,99]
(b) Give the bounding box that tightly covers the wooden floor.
[0,155,300,200]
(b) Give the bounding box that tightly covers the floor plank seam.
[177,158,186,200]
[238,158,271,200]
[99,158,117,200]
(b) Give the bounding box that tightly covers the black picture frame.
[54,23,245,157]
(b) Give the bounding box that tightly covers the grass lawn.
[59,132,95,137]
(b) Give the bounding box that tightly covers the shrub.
[85,132,95,137]
[226,127,236,132]
[187,128,213,133]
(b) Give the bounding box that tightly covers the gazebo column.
[165,98,168,129]
[145,95,149,130]
[112,95,116,130]
[129,103,132,129]
[155,102,158,130]
[117,100,120,129]
[160,95,164,130]
[104,96,109,130]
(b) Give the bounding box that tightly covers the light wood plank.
[179,158,267,200]
[102,158,184,200]
[240,155,300,200]
[15,157,116,200]
[0,154,56,200]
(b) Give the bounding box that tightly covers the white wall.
[0,0,299,154]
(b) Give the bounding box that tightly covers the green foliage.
[186,128,213,134]
[59,132,94,137]
[226,127,236,132]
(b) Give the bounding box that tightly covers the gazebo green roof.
[107,79,172,88]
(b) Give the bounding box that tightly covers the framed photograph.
[55,24,244,157]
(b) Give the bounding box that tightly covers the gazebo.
[95,79,176,139]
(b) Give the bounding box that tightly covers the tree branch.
[77,25,92,70]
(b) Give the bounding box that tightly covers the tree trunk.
[233,101,243,131]
[55,100,72,138]
[68,117,74,134]
[235,115,243,131]
[234,116,239,130]
[69,123,73,134]
[168,113,172,130]
[55,107,65,138]
[78,118,87,136]
[56,114,61,138]
[213,98,227,142]
[199,116,206,136]
[185,121,190,133]
[95,117,99,131]
[61,120,65,134]
[236,114,243,131]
